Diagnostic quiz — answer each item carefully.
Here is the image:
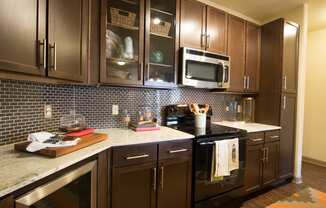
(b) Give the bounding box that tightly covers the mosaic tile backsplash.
[0,80,240,145]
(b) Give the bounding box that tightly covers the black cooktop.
[172,123,246,138]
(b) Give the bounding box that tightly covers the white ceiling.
[208,0,326,31]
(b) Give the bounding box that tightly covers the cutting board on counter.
[15,133,108,158]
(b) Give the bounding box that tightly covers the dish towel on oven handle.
[212,140,230,180]
[228,138,239,172]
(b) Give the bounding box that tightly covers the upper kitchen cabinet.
[180,0,227,54]
[100,0,145,86]
[0,0,90,83]
[180,0,206,50]
[282,22,299,94]
[227,15,246,92]
[144,0,179,87]
[0,0,46,76]
[206,7,227,54]
[245,22,261,93]
[47,0,89,82]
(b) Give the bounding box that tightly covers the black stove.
[164,104,247,208]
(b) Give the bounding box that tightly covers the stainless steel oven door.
[15,160,97,208]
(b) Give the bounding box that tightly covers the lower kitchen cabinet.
[279,93,296,180]
[244,143,263,193]
[111,140,192,208]
[262,141,279,186]
[0,196,14,208]
[157,157,192,208]
[112,163,157,208]
[243,131,280,195]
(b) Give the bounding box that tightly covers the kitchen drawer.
[247,132,265,145]
[159,140,192,160]
[112,144,157,167]
[265,130,281,143]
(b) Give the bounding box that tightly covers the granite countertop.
[0,127,194,198]
[213,121,281,133]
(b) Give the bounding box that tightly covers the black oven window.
[31,172,91,208]
[186,60,223,82]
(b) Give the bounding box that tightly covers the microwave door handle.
[221,64,225,85]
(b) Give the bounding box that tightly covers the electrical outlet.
[44,104,52,119]
[112,105,119,115]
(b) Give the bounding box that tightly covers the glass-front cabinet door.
[144,0,177,87]
[101,0,144,85]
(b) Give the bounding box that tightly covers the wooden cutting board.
[14,133,108,158]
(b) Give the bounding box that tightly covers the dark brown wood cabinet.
[282,23,299,94]
[111,140,192,208]
[180,0,227,54]
[227,15,246,92]
[279,93,296,179]
[0,0,46,76]
[100,0,145,86]
[0,195,14,208]
[245,22,260,93]
[0,0,89,82]
[244,143,263,193]
[256,19,298,180]
[243,131,280,195]
[206,6,227,54]
[157,140,192,208]
[47,0,88,82]
[180,0,206,50]
[112,163,157,208]
[262,141,279,186]
[158,158,192,208]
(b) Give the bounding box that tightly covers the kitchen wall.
[0,80,240,146]
[303,27,326,163]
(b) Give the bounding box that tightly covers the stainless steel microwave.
[180,47,230,89]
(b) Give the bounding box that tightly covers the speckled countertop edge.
[0,127,194,198]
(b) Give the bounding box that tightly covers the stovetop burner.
[171,123,246,138]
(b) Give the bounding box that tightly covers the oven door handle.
[199,142,215,145]
[15,161,97,207]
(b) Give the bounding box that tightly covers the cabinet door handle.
[139,62,143,81]
[251,138,263,142]
[146,63,150,81]
[160,166,164,191]
[247,76,250,89]
[49,42,57,71]
[284,76,287,90]
[39,38,47,69]
[243,76,247,89]
[261,148,266,162]
[270,135,280,139]
[201,34,206,48]
[283,95,287,110]
[153,167,157,191]
[206,34,211,49]
[125,154,149,160]
[168,149,188,154]
[265,147,269,163]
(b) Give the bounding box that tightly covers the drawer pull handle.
[126,154,149,160]
[270,135,280,139]
[251,138,263,142]
[169,149,188,154]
